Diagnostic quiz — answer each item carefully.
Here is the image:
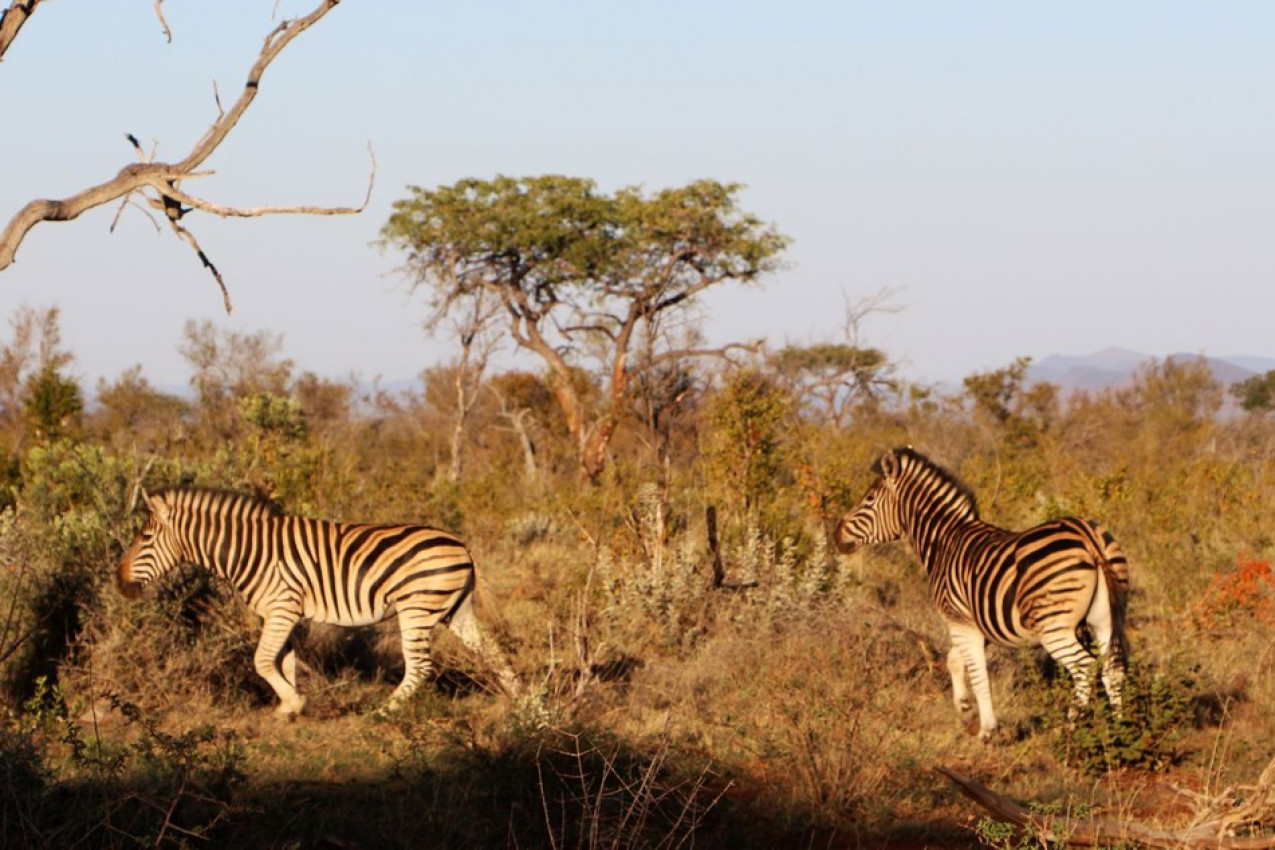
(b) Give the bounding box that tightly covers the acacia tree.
[0,0,371,310]
[381,175,788,481]
[770,288,899,427]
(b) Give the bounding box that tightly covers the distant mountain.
[1217,355,1275,375]
[1027,347,1148,393]
[1026,348,1272,396]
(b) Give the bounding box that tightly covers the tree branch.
[631,341,762,377]
[175,0,340,174]
[0,0,42,62]
[142,142,375,219]
[153,0,172,44]
[0,0,354,311]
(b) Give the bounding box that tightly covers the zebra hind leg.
[379,602,448,715]
[1039,627,1097,720]
[1085,565,1126,711]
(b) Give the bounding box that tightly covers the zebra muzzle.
[117,561,145,599]
[832,523,861,555]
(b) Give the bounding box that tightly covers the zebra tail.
[445,557,512,641]
[469,572,512,635]
[1092,522,1131,665]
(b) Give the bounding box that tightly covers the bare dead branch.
[108,196,143,235]
[0,0,43,62]
[153,0,172,44]
[126,133,146,159]
[143,143,376,219]
[164,215,233,314]
[936,765,1275,849]
[630,341,763,377]
[177,0,340,174]
[0,0,350,299]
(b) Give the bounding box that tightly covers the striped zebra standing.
[834,447,1129,740]
[118,487,520,716]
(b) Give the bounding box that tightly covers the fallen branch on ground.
[936,757,1275,849]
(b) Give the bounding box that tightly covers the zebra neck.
[183,515,278,587]
[903,511,987,570]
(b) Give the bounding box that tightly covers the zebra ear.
[144,491,171,525]
[879,450,900,481]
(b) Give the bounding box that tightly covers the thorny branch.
[937,760,1275,849]
[0,0,370,313]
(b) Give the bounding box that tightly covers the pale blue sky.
[2,1,1273,390]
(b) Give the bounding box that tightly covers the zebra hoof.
[275,697,306,720]
[372,700,405,720]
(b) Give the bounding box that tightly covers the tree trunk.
[509,409,539,483]
[447,415,464,483]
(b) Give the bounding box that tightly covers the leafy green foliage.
[1231,369,1275,413]
[701,370,795,521]
[1033,658,1195,777]
[962,356,1057,450]
[22,365,82,442]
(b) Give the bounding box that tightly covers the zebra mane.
[883,446,980,518]
[152,486,284,519]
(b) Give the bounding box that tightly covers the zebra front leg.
[946,646,979,734]
[949,623,998,740]
[282,649,298,691]
[255,611,306,717]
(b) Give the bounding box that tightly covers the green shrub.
[1033,657,1195,776]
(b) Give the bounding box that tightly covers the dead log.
[935,762,1275,849]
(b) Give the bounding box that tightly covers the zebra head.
[118,492,184,599]
[834,448,908,554]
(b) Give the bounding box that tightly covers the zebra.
[834,447,1129,740]
[118,487,521,716]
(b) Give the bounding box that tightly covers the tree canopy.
[381,175,788,479]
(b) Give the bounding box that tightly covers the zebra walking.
[835,447,1129,740]
[118,487,520,716]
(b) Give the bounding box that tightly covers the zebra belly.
[302,598,386,627]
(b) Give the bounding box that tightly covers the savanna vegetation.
[7,3,1274,845]
[0,265,1273,848]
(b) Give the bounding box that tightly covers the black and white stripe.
[835,447,1129,739]
[119,488,518,715]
